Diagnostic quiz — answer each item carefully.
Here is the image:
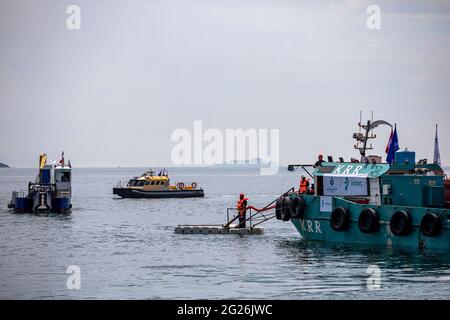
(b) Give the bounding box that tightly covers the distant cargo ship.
[217,158,265,166]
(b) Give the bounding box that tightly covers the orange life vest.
[299,179,309,194]
[236,198,248,210]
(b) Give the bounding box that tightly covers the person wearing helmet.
[236,193,249,228]
[299,175,310,194]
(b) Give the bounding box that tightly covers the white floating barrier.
[175,224,264,235]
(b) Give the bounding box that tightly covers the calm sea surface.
[0,166,449,299]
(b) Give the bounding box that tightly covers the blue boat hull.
[51,197,72,214]
[11,197,33,213]
[10,195,71,214]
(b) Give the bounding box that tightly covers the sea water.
[0,166,449,299]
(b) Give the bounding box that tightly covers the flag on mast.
[433,124,441,165]
[386,125,399,164]
[59,151,65,165]
[385,127,394,154]
[39,154,47,169]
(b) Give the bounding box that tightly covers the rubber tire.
[358,208,380,233]
[281,197,292,221]
[275,197,285,220]
[390,210,412,236]
[330,207,350,231]
[420,213,441,237]
[290,196,307,219]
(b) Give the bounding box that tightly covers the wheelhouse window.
[129,180,145,187]
[56,171,71,182]
[61,172,71,182]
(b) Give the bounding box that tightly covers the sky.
[1,0,449,167]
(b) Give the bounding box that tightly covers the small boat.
[113,169,204,198]
[8,153,72,214]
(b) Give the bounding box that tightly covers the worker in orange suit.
[236,193,249,228]
[299,175,310,194]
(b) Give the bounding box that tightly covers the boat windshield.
[128,179,145,187]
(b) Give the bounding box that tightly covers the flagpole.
[434,123,441,165]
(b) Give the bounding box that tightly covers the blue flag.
[386,125,399,164]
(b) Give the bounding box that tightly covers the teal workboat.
[280,119,449,251]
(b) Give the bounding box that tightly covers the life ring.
[281,197,292,221]
[390,210,412,236]
[191,182,197,189]
[176,182,185,190]
[289,196,306,219]
[330,207,350,231]
[358,208,380,233]
[420,213,441,237]
[275,197,285,220]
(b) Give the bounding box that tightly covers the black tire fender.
[289,196,307,219]
[390,210,412,236]
[420,213,441,237]
[330,207,350,231]
[358,208,380,233]
[282,197,292,221]
[275,197,285,220]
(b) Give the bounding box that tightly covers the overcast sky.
[1,0,449,167]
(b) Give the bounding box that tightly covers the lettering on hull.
[298,219,322,234]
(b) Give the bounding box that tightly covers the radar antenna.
[353,111,393,160]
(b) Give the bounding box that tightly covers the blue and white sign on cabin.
[323,176,368,196]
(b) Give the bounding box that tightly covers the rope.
[245,205,275,212]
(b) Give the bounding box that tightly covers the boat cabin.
[312,151,448,208]
[127,174,170,190]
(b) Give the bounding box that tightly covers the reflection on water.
[0,167,449,299]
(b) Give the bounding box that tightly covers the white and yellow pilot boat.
[113,169,204,198]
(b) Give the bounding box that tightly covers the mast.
[353,112,393,161]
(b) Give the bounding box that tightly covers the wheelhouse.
[312,151,447,208]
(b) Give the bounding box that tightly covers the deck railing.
[224,187,295,229]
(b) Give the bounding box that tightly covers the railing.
[225,207,258,229]
[224,187,295,229]
[12,190,27,198]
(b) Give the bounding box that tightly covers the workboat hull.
[288,194,450,252]
[113,187,204,198]
[9,195,71,214]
